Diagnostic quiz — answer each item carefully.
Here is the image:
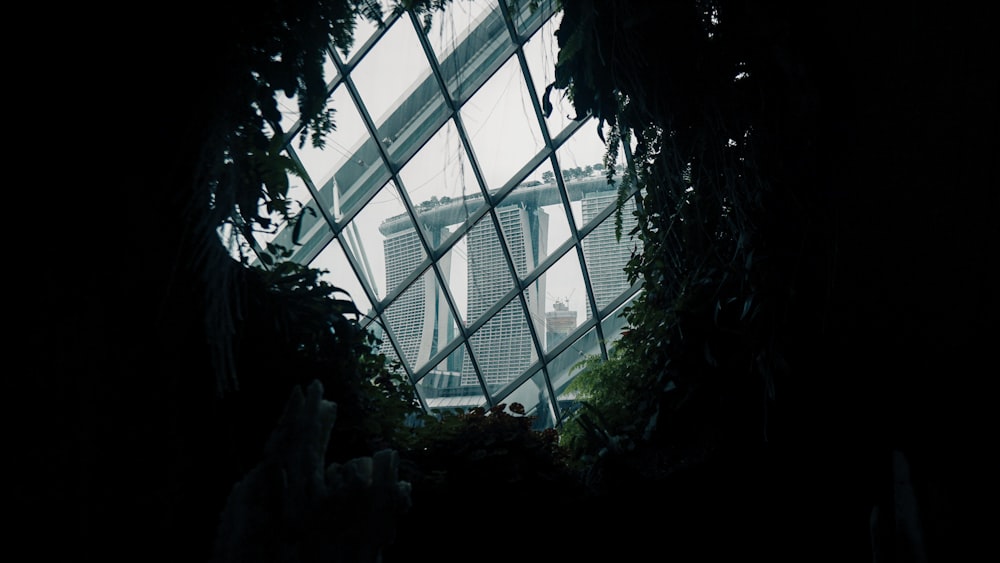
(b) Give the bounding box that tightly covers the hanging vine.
[546,0,814,480]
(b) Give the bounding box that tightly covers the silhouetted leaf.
[291,206,317,245]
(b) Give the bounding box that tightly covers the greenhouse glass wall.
[238,0,642,428]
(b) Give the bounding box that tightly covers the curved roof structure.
[249,0,642,428]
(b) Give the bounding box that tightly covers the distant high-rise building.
[545,298,577,349]
[461,202,548,388]
[377,178,638,402]
[581,190,637,319]
[378,221,453,370]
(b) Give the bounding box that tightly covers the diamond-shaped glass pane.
[549,326,602,412]
[309,238,374,322]
[464,297,535,391]
[424,0,500,69]
[493,200,544,281]
[342,181,423,302]
[523,10,571,138]
[431,1,511,104]
[292,84,376,215]
[337,2,389,62]
[399,119,486,249]
[539,249,586,354]
[353,18,435,133]
[439,230,469,326]
[383,267,460,373]
[494,159,572,282]
[519,159,576,261]
[461,54,545,190]
[417,344,485,414]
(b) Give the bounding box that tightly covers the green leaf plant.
[541,0,797,489]
[187,0,396,394]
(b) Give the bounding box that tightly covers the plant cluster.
[397,403,568,477]
[187,0,397,394]
[548,0,813,483]
[181,0,832,548]
[245,244,574,494]
[182,7,587,549]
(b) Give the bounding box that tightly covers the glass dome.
[245,0,641,428]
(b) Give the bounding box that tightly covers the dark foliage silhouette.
[18,1,995,561]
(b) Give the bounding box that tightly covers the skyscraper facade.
[581,189,638,320]
[460,202,548,388]
[379,221,452,371]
